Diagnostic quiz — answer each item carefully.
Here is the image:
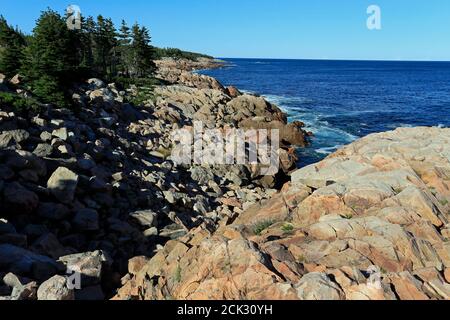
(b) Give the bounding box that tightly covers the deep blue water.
[199,58,450,166]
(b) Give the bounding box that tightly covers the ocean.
[199,58,450,167]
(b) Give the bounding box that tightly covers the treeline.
[0,16,26,78]
[153,47,213,61]
[0,9,157,106]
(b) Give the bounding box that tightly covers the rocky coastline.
[0,57,309,300]
[1,57,449,300]
[116,126,450,300]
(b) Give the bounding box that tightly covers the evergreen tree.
[21,9,78,105]
[79,16,96,75]
[93,15,117,78]
[117,20,131,76]
[0,16,26,77]
[2,8,160,106]
[75,16,89,71]
[118,20,131,45]
[129,23,155,78]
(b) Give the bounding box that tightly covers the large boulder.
[37,275,75,300]
[58,251,111,287]
[130,210,158,228]
[239,118,307,147]
[2,182,39,214]
[295,273,344,300]
[225,94,286,124]
[9,74,22,85]
[32,233,69,259]
[2,273,38,300]
[87,78,106,90]
[72,208,99,231]
[0,130,30,148]
[36,202,70,220]
[0,244,62,277]
[47,167,79,204]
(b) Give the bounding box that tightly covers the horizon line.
[215,57,450,63]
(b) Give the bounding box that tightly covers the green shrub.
[30,75,68,107]
[115,77,161,107]
[129,89,156,107]
[0,92,41,113]
[281,223,294,234]
[174,264,182,283]
[342,213,354,220]
[253,220,275,236]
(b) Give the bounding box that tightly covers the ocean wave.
[220,85,358,162]
[316,145,344,155]
[386,123,414,129]
[320,126,358,141]
[263,94,315,106]
[265,94,359,144]
[240,89,257,95]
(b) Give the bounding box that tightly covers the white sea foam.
[244,92,359,160]
[263,94,314,106]
[264,94,359,144]
[241,89,256,95]
[387,123,413,129]
[316,145,344,155]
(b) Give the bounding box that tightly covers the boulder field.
[0,58,308,300]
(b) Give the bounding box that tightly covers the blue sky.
[1,0,450,60]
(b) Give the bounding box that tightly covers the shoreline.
[116,59,450,301]
[0,57,309,300]
[2,57,449,301]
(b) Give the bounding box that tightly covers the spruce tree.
[79,16,96,75]
[118,20,131,45]
[117,20,131,77]
[21,9,78,106]
[130,23,156,78]
[93,15,117,78]
[0,16,26,77]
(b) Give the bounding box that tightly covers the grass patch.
[129,88,157,107]
[253,220,275,236]
[440,199,449,206]
[341,213,354,220]
[174,264,182,283]
[281,223,294,234]
[392,187,404,195]
[429,187,437,196]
